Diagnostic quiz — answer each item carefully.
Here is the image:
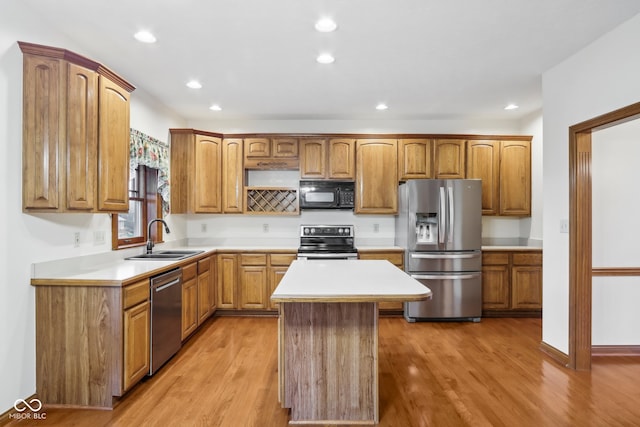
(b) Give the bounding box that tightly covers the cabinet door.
[398,139,433,180]
[434,139,466,179]
[355,139,398,214]
[244,138,271,158]
[97,75,130,212]
[123,300,150,391]
[66,62,98,211]
[222,138,244,213]
[197,258,211,325]
[499,140,531,216]
[239,266,267,309]
[511,266,542,309]
[328,139,355,180]
[466,140,500,215]
[22,54,63,210]
[482,265,511,309]
[181,276,198,340]
[268,267,288,310]
[194,134,222,213]
[217,254,238,309]
[209,256,217,312]
[273,138,298,158]
[300,139,327,179]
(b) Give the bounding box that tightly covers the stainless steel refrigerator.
[395,179,482,322]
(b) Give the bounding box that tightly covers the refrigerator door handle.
[410,253,480,259]
[411,273,480,281]
[439,187,446,244]
[447,186,454,244]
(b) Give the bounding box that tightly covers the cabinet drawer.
[513,252,542,266]
[123,280,149,309]
[182,262,197,281]
[358,251,404,266]
[270,253,297,266]
[482,252,510,265]
[198,257,210,273]
[241,253,268,266]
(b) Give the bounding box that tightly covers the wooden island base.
[271,260,431,425]
[279,301,378,425]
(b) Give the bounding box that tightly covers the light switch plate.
[560,219,569,233]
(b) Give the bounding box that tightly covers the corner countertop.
[271,259,432,303]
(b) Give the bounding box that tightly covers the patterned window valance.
[129,128,170,215]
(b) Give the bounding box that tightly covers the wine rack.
[244,187,299,215]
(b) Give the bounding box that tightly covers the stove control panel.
[300,225,354,237]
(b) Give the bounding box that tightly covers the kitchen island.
[271,259,431,425]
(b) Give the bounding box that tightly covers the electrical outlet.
[560,219,569,233]
[201,223,207,233]
[263,223,269,233]
[373,223,380,233]
[74,232,80,247]
[93,230,105,245]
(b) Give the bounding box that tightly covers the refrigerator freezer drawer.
[407,250,482,273]
[405,272,482,321]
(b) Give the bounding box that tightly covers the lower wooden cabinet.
[218,253,239,308]
[181,262,199,340]
[358,249,405,313]
[183,255,217,341]
[482,250,542,317]
[217,251,296,312]
[240,254,268,309]
[123,299,150,391]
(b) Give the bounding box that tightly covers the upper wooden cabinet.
[20,41,134,213]
[466,140,500,215]
[300,138,355,180]
[170,130,222,213]
[466,139,531,216]
[355,139,398,214]
[244,137,299,169]
[398,139,434,180]
[499,140,531,216]
[222,138,244,213]
[434,139,466,179]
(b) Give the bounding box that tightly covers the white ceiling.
[19,0,640,122]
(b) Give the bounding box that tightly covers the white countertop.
[271,259,432,303]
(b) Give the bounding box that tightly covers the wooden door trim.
[568,101,640,370]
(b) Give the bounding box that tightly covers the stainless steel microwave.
[299,180,355,210]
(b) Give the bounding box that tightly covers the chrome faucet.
[146,218,171,254]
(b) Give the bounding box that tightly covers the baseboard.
[592,345,640,357]
[539,341,570,367]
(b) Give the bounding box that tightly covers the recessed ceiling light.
[504,103,519,110]
[209,104,222,111]
[315,18,337,32]
[376,103,388,111]
[134,30,156,43]
[316,53,335,64]
[186,80,202,89]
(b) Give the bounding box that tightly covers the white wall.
[542,13,640,353]
[0,1,186,412]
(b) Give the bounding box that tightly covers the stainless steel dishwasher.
[150,268,182,375]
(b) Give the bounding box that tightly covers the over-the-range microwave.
[299,180,355,210]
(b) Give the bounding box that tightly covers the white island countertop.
[271,259,432,303]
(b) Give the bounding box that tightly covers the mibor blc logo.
[10,398,47,420]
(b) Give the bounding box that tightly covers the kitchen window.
[111,165,163,249]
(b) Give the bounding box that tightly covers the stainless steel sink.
[125,250,205,261]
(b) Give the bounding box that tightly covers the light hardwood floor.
[5,316,640,426]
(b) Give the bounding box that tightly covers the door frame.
[569,101,640,369]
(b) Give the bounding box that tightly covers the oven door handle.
[298,253,357,260]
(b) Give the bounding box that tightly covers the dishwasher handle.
[154,278,181,292]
